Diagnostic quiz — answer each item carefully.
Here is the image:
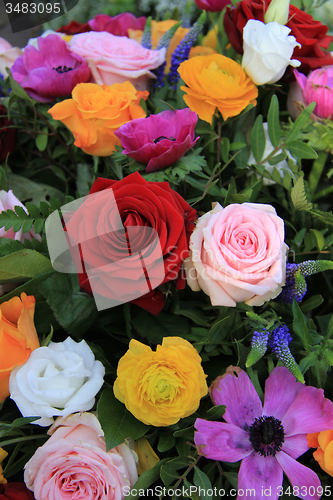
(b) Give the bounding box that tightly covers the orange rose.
[0,293,39,402]
[178,54,258,123]
[128,20,190,73]
[307,430,333,476]
[48,82,148,156]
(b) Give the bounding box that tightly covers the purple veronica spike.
[195,366,333,500]
[11,35,91,102]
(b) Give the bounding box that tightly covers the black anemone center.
[53,65,73,73]
[153,136,176,143]
[249,416,285,457]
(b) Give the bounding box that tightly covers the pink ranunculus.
[293,67,333,120]
[0,37,22,78]
[0,190,41,242]
[24,412,138,500]
[195,0,231,12]
[88,13,146,37]
[184,202,288,307]
[68,32,166,91]
[114,108,199,173]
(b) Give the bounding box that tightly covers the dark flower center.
[153,136,176,143]
[53,65,73,73]
[249,415,285,457]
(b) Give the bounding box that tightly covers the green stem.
[0,434,48,447]
[309,151,328,196]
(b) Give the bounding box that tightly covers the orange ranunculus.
[202,25,218,49]
[128,20,190,73]
[178,54,258,124]
[48,82,148,156]
[189,46,217,58]
[0,293,39,403]
[307,430,333,477]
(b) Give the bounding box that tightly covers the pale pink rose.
[24,412,138,500]
[0,37,23,78]
[184,202,288,307]
[69,31,166,90]
[0,190,41,242]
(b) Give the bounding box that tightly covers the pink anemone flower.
[195,366,333,500]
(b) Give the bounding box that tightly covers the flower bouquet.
[0,0,333,498]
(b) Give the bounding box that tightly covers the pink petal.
[276,451,321,500]
[237,453,283,500]
[210,370,262,431]
[263,367,304,421]
[194,418,253,462]
[282,435,309,459]
[282,386,333,436]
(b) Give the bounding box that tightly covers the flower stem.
[0,434,48,447]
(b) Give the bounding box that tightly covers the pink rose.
[184,202,287,307]
[0,190,41,242]
[0,37,22,78]
[69,32,166,91]
[24,412,138,500]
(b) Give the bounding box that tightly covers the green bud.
[264,0,290,25]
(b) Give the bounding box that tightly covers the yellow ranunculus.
[308,430,333,476]
[0,448,8,484]
[128,20,190,73]
[113,337,208,427]
[135,437,159,475]
[48,82,148,156]
[178,54,258,124]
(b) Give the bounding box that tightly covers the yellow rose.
[48,82,148,156]
[0,293,39,403]
[307,430,333,476]
[113,337,208,427]
[0,448,8,484]
[128,20,190,73]
[178,54,258,124]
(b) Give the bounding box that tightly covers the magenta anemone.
[114,108,199,173]
[195,366,333,500]
[11,34,91,102]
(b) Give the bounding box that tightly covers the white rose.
[9,337,105,427]
[0,37,22,78]
[248,122,296,184]
[242,20,301,85]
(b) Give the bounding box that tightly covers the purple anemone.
[114,108,199,173]
[11,35,91,102]
[195,366,333,500]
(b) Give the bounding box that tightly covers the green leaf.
[300,295,324,313]
[267,94,281,147]
[132,310,190,344]
[285,141,318,160]
[0,270,54,304]
[160,464,180,486]
[299,351,318,374]
[97,388,150,451]
[8,72,33,102]
[250,114,266,164]
[0,250,53,283]
[128,459,168,499]
[13,205,28,218]
[285,102,316,144]
[292,299,313,349]
[35,127,48,152]
[39,273,98,336]
[8,173,65,205]
[157,434,176,452]
[205,405,226,421]
[76,163,93,196]
[291,176,312,211]
[193,467,213,500]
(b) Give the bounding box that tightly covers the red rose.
[56,20,91,35]
[0,105,16,164]
[0,482,34,500]
[65,172,196,315]
[223,0,333,73]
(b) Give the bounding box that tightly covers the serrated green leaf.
[250,115,266,164]
[267,94,281,147]
[33,218,45,234]
[39,201,50,218]
[97,388,150,451]
[285,141,318,159]
[299,351,318,374]
[285,102,316,144]
[291,176,312,211]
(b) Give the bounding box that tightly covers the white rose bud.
[9,337,105,426]
[264,0,290,26]
[242,20,301,86]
